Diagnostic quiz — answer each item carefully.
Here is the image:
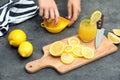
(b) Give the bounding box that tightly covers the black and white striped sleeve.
[0,0,39,37]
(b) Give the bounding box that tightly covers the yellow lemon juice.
[78,19,97,42]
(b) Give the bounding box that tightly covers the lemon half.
[113,29,120,36]
[108,32,120,44]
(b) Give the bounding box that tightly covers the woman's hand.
[38,0,59,25]
[67,0,81,27]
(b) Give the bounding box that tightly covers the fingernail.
[68,16,71,19]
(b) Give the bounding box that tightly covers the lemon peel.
[18,41,33,58]
[8,29,27,47]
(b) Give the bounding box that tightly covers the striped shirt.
[0,0,39,37]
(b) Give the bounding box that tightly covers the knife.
[95,15,105,48]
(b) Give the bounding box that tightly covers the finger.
[44,9,49,19]
[40,8,44,16]
[46,18,52,23]
[68,20,74,27]
[67,3,72,19]
[49,9,55,20]
[54,9,59,25]
[68,7,79,27]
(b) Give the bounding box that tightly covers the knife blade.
[95,28,105,48]
[95,14,105,48]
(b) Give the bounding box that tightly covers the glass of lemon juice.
[78,19,97,42]
[78,10,102,42]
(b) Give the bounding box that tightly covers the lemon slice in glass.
[49,41,65,56]
[90,10,102,24]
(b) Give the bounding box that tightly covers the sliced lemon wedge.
[108,32,120,44]
[113,29,120,36]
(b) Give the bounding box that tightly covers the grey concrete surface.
[0,0,120,80]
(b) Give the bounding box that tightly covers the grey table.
[0,0,120,80]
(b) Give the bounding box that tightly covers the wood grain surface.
[25,35,118,74]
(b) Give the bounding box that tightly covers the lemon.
[108,32,120,44]
[90,10,102,24]
[113,29,120,36]
[68,37,80,46]
[72,45,83,57]
[8,29,27,47]
[49,41,65,56]
[81,47,94,59]
[64,45,74,53]
[18,41,33,58]
[60,52,75,64]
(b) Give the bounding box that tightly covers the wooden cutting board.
[25,35,118,74]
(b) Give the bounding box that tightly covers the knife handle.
[97,15,104,29]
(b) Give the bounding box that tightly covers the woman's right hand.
[38,0,59,25]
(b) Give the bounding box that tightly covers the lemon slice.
[68,37,80,46]
[72,45,83,57]
[64,45,74,53]
[90,10,102,24]
[49,41,65,56]
[113,29,120,36]
[108,32,120,44]
[81,47,94,59]
[60,53,75,64]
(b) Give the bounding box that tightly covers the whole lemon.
[8,29,27,47]
[18,41,33,58]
